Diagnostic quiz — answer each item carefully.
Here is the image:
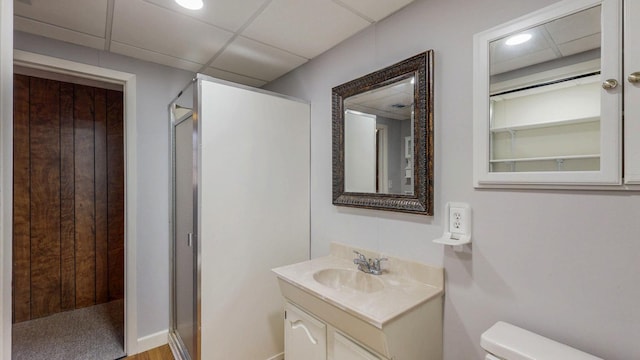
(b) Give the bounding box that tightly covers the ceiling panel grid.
[14,0,416,86]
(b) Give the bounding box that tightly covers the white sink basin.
[272,243,444,359]
[313,268,384,293]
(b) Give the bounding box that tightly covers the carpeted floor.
[12,299,125,360]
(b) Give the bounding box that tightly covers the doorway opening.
[7,50,139,358]
[11,67,125,359]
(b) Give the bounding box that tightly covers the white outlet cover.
[449,206,468,235]
[434,202,472,246]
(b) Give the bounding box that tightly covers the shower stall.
[168,75,310,360]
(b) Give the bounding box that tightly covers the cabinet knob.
[629,72,640,84]
[602,79,619,90]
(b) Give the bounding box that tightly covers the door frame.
[7,50,139,356]
[0,0,13,358]
[375,124,389,193]
[169,107,199,360]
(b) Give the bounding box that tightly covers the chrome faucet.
[353,250,387,275]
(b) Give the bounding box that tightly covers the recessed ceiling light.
[175,0,203,10]
[505,33,532,46]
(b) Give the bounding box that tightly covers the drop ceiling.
[345,77,414,120]
[14,0,415,87]
[490,5,601,77]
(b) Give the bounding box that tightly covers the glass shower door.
[173,113,197,360]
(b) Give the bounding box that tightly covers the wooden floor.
[124,345,174,360]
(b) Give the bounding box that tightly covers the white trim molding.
[11,50,139,356]
[137,330,169,354]
[265,353,285,360]
[0,0,14,358]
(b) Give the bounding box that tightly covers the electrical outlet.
[434,202,472,247]
[449,206,467,235]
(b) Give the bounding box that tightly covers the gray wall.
[265,0,640,359]
[13,31,194,339]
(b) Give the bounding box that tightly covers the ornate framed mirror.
[332,51,434,215]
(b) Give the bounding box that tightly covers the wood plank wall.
[12,74,125,323]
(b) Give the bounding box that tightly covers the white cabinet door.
[285,303,327,360]
[624,0,640,184]
[333,332,381,360]
[473,0,623,187]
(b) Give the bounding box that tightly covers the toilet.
[481,321,603,360]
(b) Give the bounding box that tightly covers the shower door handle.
[187,233,193,247]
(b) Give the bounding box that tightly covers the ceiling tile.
[14,16,106,50]
[14,0,108,37]
[211,36,308,82]
[346,77,414,119]
[545,5,601,45]
[112,0,233,64]
[202,68,267,88]
[110,41,202,72]
[335,0,413,22]
[557,34,600,57]
[143,0,268,32]
[491,49,558,75]
[348,80,412,103]
[361,91,412,109]
[242,0,371,58]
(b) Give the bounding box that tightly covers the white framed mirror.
[473,0,622,187]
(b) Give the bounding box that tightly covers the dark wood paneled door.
[12,74,125,323]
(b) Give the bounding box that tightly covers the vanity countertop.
[272,242,444,329]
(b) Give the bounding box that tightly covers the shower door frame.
[169,77,201,360]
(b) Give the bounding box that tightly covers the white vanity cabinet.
[285,302,384,360]
[274,243,444,360]
[332,332,381,360]
[285,302,327,360]
[473,0,640,188]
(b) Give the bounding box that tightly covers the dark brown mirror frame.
[332,50,434,215]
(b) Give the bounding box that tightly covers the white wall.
[265,0,640,359]
[13,31,194,341]
[199,80,310,359]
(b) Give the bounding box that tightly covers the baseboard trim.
[145,331,283,360]
[136,329,169,354]
[266,352,284,360]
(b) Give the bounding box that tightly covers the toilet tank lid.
[480,322,603,360]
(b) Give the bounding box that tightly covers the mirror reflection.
[332,50,433,215]
[489,5,602,172]
[344,76,414,195]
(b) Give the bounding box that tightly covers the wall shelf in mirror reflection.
[489,6,602,174]
[332,51,434,215]
[472,0,636,187]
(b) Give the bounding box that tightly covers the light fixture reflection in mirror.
[332,51,434,215]
[505,33,532,46]
[176,0,203,10]
[488,5,602,173]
